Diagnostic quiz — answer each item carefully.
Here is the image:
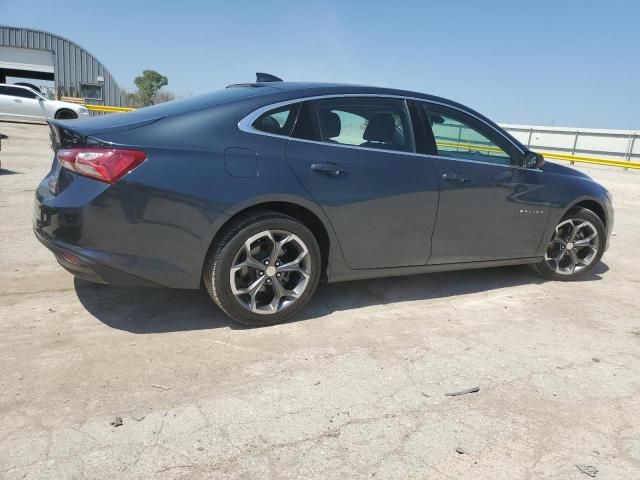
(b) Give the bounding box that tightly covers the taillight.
[56,148,147,184]
[61,251,84,265]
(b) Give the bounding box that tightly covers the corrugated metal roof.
[0,25,124,106]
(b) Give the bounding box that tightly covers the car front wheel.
[203,210,321,326]
[54,109,78,120]
[533,207,605,281]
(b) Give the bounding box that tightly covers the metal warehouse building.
[0,25,124,106]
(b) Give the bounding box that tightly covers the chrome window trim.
[238,94,524,153]
[241,133,536,171]
[237,93,529,167]
[426,154,538,171]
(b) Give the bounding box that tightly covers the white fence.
[500,123,639,162]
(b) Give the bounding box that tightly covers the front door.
[419,102,549,264]
[286,97,440,269]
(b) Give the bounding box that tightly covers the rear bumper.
[32,165,209,289]
[34,228,164,287]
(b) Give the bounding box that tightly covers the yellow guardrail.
[437,140,505,154]
[436,139,640,170]
[85,105,136,113]
[535,151,640,170]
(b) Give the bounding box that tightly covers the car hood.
[541,160,593,180]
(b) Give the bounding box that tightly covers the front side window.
[423,103,514,165]
[252,103,300,136]
[315,97,414,152]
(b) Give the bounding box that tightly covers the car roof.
[231,81,485,117]
[59,80,526,153]
[235,81,447,102]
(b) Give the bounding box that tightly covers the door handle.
[311,163,343,176]
[14,99,22,103]
[442,172,469,184]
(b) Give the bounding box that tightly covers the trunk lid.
[48,115,164,150]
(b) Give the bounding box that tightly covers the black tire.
[203,210,321,326]
[532,207,605,281]
[55,109,77,120]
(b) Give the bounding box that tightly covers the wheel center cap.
[567,242,574,249]
[265,266,277,277]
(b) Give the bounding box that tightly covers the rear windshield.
[120,86,278,120]
[65,86,279,133]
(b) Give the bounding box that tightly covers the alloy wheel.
[229,230,311,314]
[544,218,599,275]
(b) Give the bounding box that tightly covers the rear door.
[416,101,549,264]
[285,96,439,269]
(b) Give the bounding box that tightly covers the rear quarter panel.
[85,97,339,288]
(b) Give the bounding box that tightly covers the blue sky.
[1,0,638,128]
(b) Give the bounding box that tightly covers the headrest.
[320,111,341,139]
[363,113,396,142]
[257,115,281,134]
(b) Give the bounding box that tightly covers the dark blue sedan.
[34,76,614,325]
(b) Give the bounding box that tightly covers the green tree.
[133,70,168,106]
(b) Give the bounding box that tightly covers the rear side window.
[314,97,414,152]
[252,103,301,136]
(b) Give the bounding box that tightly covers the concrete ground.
[0,121,639,480]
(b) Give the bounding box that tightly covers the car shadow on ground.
[75,262,609,334]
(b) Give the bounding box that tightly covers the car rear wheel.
[533,207,605,281]
[55,109,78,120]
[203,210,321,326]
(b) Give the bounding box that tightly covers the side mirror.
[523,151,545,169]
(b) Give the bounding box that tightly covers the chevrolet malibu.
[34,77,614,326]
